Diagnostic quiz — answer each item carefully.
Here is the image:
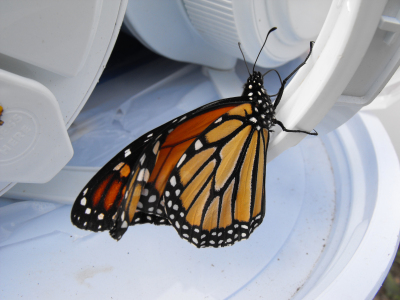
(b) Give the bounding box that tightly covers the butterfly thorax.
[241,71,275,130]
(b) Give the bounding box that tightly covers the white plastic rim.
[302,112,400,299]
[268,0,389,161]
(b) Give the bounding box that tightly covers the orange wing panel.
[154,139,194,193]
[149,105,239,197]
[163,106,236,147]
[92,174,113,207]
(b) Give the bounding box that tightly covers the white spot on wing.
[170,176,176,187]
[98,213,104,220]
[140,154,146,165]
[137,169,145,181]
[175,221,180,228]
[148,195,157,203]
[85,208,91,214]
[124,149,131,157]
[153,141,160,155]
[83,188,88,196]
[195,140,203,150]
[215,117,222,124]
[177,154,186,168]
[138,169,150,182]
[121,221,128,228]
[113,162,124,171]
[80,197,87,206]
[173,204,179,211]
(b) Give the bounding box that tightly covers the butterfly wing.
[163,103,269,248]
[71,139,145,232]
[71,97,247,239]
[70,121,170,232]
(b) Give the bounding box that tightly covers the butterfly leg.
[273,42,315,109]
[274,119,318,136]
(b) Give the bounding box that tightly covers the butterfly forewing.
[163,103,269,248]
[71,98,246,240]
[71,136,148,232]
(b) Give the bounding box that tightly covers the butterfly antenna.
[253,27,277,73]
[238,42,251,76]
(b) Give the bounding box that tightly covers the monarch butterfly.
[71,27,317,248]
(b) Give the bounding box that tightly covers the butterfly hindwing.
[163,103,269,248]
[109,132,172,239]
